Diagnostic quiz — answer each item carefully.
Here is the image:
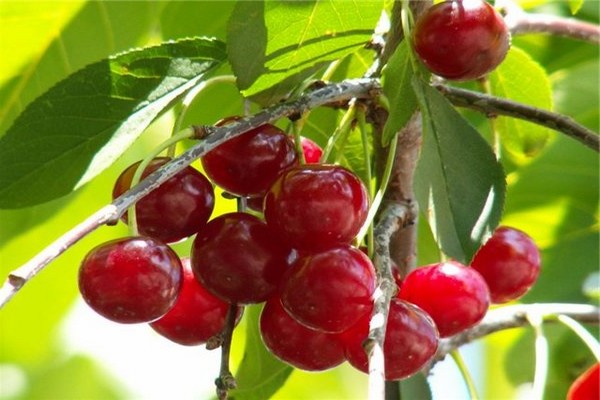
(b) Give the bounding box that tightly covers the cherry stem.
[450,350,480,400]
[527,310,549,400]
[291,120,306,165]
[554,314,600,361]
[320,100,357,163]
[356,104,375,258]
[216,304,239,400]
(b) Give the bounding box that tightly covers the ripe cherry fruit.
[79,237,182,324]
[191,212,291,304]
[260,297,345,371]
[471,226,541,303]
[342,299,439,380]
[112,157,214,244]
[412,0,510,81]
[264,164,369,251]
[281,245,376,333]
[150,258,242,346]
[567,363,600,400]
[399,261,490,337]
[201,119,298,197]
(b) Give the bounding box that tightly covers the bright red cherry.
[567,363,600,400]
[412,0,510,81]
[342,299,439,380]
[260,297,345,371]
[191,212,291,304]
[264,164,369,251]
[112,157,214,243]
[281,245,375,333]
[398,261,490,337]
[150,258,242,346]
[471,226,541,304]
[79,237,182,324]
[201,119,298,197]
[298,136,323,163]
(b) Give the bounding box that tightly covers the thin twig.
[216,304,239,400]
[0,78,380,310]
[433,83,600,152]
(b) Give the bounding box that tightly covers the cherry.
[567,363,600,400]
[342,299,439,380]
[260,297,345,371]
[264,164,369,251]
[470,226,541,304]
[112,157,214,244]
[79,237,182,324]
[298,136,323,163]
[150,258,242,346]
[412,0,510,81]
[281,245,375,333]
[191,212,291,304]
[201,119,298,197]
[398,261,490,337]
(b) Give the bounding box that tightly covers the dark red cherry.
[281,245,375,333]
[191,212,291,304]
[112,157,214,243]
[342,299,439,380]
[79,237,182,324]
[471,226,541,303]
[412,0,510,81]
[201,119,298,197]
[260,297,345,371]
[150,258,242,346]
[264,164,369,251]
[398,261,490,337]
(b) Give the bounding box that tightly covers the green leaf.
[569,0,584,14]
[413,78,506,263]
[381,41,418,146]
[488,47,553,160]
[160,1,235,41]
[227,0,383,102]
[230,305,293,400]
[0,37,226,208]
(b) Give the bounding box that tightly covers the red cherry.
[264,164,369,251]
[471,226,541,303]
[79,237,182,324]
[201,120,298,197]
[342,299,439,380]
[412,0,510,81]
[281,245,376,333]
[567,363,600,400]
[149,258,242,346]
[191,212,291,304]
[112,157,214,243]
[398,261,490,337]
[298,136,323,163]
[260,297,345,371]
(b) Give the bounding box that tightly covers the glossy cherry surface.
[150,258,242,346]
[342,299,439,380]
[191,212,291,304]
[79,237,182,324]
[471,226,541,303]
[398,261,490,337]
[201,121,297,197]
[298,136,323,163]
[113,157,214,243]
[567,363,599,400]
[412,0,510,81]
[264,164,369,251]
[281,245,375,333]
[260,297,345,371]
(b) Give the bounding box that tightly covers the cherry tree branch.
[433,82,600,152]
[0,78,380,310]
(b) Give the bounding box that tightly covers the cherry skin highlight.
[471,226,541,303]
[412,0,510,81]
[398,261,490,337]
[150,258,242,346]
[264,164,369,251]
[112,157,214,244]
[191,212,291,304]
[201,119,298,197]
[260,297,345,371]
[342,299,439,380]
[281,245,376,333]
[79,237,183,324]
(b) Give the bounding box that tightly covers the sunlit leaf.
[413,77,506,263]
[0,37,226,208]
[569,0,584,14]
